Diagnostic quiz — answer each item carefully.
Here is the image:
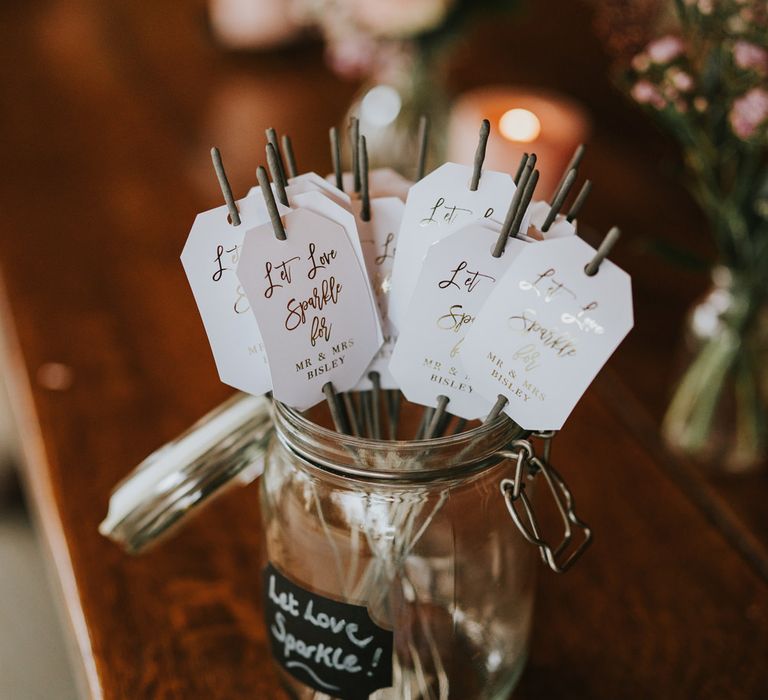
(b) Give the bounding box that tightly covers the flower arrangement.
[292,0,521,176]
[618,0,768,470]
[293,0,520,79]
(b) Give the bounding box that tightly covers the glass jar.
[261,401,536,700]
[343,48,449,179]
[102,393,590,699]
[662,265,768,473]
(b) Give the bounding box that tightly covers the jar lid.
[99,392,273,554]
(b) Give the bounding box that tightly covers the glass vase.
[343,50,449,180]
[662,266,768,474]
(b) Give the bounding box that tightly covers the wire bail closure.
[498,433,592,574]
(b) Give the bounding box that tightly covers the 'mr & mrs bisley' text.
[262,242,354,381]
[422,258,496,394]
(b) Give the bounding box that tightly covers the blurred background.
[0,0,765,697]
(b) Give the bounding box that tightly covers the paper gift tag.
[389,222,528,419]
[388,162,515,331]
[463,236,633,430]
[245,187,381,327]
[249,172,351,211]
[181,194,289,396]
[288,190,382,334]
[289,172,351,209]
[351,197,404,391]
[329,167,413,201]
[526,201,576,240]
[236,208,382,409]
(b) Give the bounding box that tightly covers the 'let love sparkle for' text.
[263,243,343,347]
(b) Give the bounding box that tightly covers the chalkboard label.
[263,563,393,699]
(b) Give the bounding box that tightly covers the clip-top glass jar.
[101,392,575,699]
[262,401,536,700]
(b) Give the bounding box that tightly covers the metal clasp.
[497,433,592,574]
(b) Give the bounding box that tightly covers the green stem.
[663,331,739,451]
[664,273,768,464]
[733,351,767,466]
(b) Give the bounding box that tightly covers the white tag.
[526,201,576,240]
[181,194,288,396]
[388,162,515,331]
[288,190,382,337]
[236,208,382,409]
[248,172,351,210]
[328,167,413,201]
[463,236,633,430]
[389,222,527,418]
[245,187,381,331]
[351,197,404,391]
[290,172,350,207]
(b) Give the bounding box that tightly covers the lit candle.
[448,86,590,199]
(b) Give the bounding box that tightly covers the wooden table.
[0,1,766,698]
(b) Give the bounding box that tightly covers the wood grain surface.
[0,0,766,698]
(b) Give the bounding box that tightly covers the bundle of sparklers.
[182,116,631,440]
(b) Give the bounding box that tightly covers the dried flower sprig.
[615,1,768,465]
[292,0,520,79]
[623,1,768,269]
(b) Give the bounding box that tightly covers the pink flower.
[646,35,685,64]
[326,36,379,79]
[694,96,708,112]
[631,53,651,72]
[730,88,768,139]
[669,69,694,92]
[631,80,667,109]
[733,40,768,73]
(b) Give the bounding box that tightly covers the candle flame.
[499,109,541,143]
